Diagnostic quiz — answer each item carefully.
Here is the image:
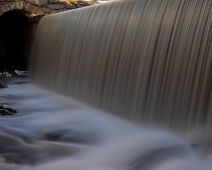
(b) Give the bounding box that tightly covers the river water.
[1,0,212,169]
[0,79,211,170]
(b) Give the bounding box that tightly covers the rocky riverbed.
[0,65,28,117]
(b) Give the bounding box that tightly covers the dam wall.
[30,0,212,128]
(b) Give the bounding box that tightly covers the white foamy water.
[0,80,211,170]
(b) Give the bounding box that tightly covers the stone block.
[36,9,45,15]
[23,2,26,8]
[26,0,48,6]
[9,2,16,10]
[47,4,66,10]
[31,5,39,13]
[66,3,77,9]
[15,2,21,9]
[40,5,51,13]
[49,0,57,3]
[57,0,68,5]
[25,3,37,13]
[7,2,12,9]
[19,1,24,9]
[1,4,9,13]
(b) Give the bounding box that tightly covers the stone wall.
[0,0,93,17]
[0,0,112,65]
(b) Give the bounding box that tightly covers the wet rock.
[42,129,68,141]
[0,71,12,80]
[0,105,17,116]
[42,128,102,144]
[131,145,191,170]
[0,109,13,116]
[40,5,51,13]
[0,64,28,80]
[0,153,17,163]
[1,71,11,78]
[0,146,34,164]
[14,70,28,76]
[0,84,7,88]
[45,133,62,141]
[47,4,66,10]
[26,0,48,6]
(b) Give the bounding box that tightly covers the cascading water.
[0,0,212,169]
[30,0,212,128]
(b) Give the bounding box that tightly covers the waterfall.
[30,0,212,129]
[0,0,212,169]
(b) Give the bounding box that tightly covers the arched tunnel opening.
[0,10,38,68]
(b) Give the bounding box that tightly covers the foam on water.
[0,82,211,169]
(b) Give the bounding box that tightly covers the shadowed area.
[0,10,31,66]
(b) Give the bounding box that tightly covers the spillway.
[0,0,212,169]
[31,0,212,129]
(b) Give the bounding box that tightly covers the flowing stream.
[1,0,212,169]
[0,80,211,170]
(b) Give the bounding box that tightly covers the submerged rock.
[0,65,28,80]
[0,84,7,88]
[0,72,12,78]
[14,70,28,76]
[0,105,17,116]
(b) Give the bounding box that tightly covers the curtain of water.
[30,0,212,129]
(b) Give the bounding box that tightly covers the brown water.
[0,0,212,169]
[30,0,212,129]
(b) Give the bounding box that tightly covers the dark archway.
[0,10,32,67]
